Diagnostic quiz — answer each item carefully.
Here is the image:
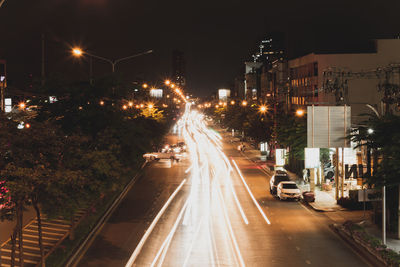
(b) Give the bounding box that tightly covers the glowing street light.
[259,105,267,113]
[122,105,128,110]
[241,100,247,106]
[142,83,148,89]
[296,109,305,117]
[367,128,374,134]
[71,47,153,73]
[165,80,171,86]
[99,100,105,106]
[128,101,133,107]
[148,103,154,109]
[19,102,26,109]
[230,100,235,105]
[72,48,83,56]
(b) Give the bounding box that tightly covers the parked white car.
[277,181,301,201]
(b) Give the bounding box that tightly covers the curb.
[64,163,147,267]
[329,224,386,267]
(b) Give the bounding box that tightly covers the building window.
[313,62,318,76]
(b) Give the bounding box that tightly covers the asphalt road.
[78,108,369,267]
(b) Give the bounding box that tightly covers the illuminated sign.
[275,149,286,166]
[218,89,231,101]
[150,89,163,98]
[305,148,320,168]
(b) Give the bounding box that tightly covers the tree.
[276,112,307,174]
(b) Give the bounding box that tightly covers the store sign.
[307,106,351,148]
[345,164,372,179]
[358,189,381,202]
[4,98,11,113]
[305,148,320,168]
[275,149,286,166]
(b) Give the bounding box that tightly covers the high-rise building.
[172,50,186,88]
[253,32,285,67]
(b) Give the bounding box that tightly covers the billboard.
[304,148,320,168]
[150,89,163,99]
[275,149,286,166]
[307,106,351,148]
[218,89,231,101]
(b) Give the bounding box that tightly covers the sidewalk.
[219,128,400,254]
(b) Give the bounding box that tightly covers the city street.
[79,106,370,267]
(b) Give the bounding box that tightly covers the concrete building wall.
[288,39,400,124]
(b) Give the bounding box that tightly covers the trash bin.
[302,191,315,202]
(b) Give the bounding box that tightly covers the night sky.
[1,0,399,96]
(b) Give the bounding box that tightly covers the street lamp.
[259,105,267,113]
[72,47,153,73]
[19,102,26,109]
[241,100,247,107]
[296,109,305,117]
[165,80,171,86]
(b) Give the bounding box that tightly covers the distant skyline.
[1,0,400,96]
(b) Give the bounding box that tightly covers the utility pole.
[41,33,45,87]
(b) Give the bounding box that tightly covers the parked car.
[324,162,335,180]
[277,181,301,201]
[269,170,290,195]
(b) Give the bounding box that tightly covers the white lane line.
[216,185,246,267]
[125,179,187,267]
[228,181,249,225]
[185,165,192,173]
[182,217,204,267]
[232,159,271,225]
[151,198,190,267]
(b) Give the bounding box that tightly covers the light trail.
[232,159,271,225]
[215,184,246,267]
[182,216,204,267]
[125,179,187,267]
[128,106,255,266]
[150,199,190,267]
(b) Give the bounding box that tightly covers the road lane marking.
[182,217,204,267]
[125,178,187,267]
[232,159,271,225]
[215,184,246,267]
[151,198,190,267]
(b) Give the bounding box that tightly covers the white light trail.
[182,217,204,267]
[151,198,190,267]
[215,184,246,267]
[125,179,187,267]
[232,159,271,225]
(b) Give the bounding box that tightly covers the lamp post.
[72,48,153,82]
[0,75,5,112]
